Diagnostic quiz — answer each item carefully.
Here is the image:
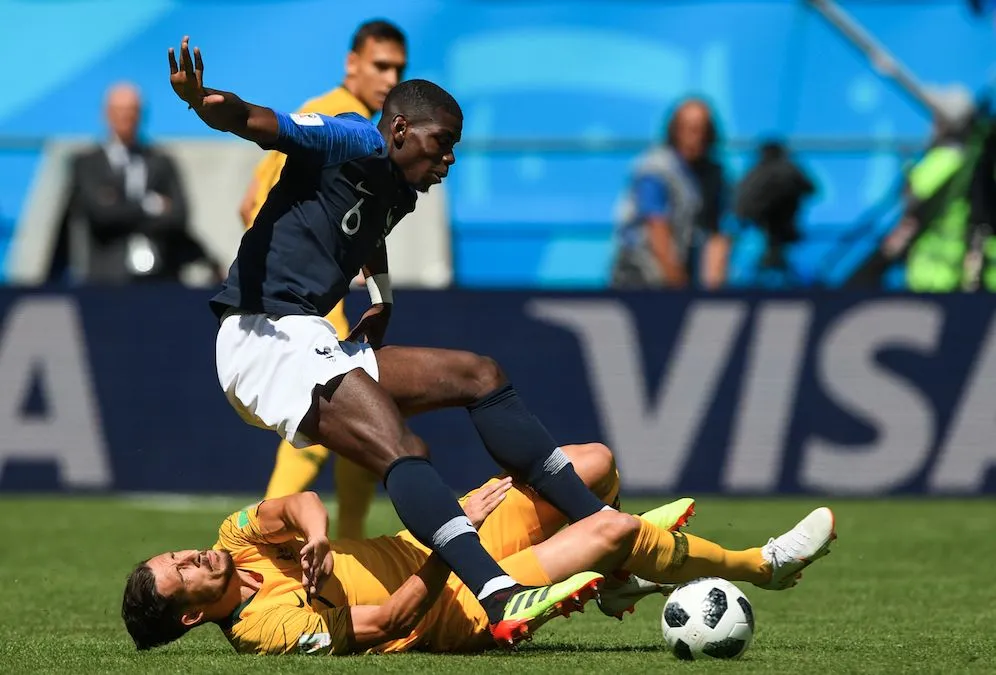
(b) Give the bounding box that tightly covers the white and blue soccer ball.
[660,577,755,660]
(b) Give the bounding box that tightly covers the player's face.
[147,549,236,607]
[672,103,711,162]
[391,110,462,192]
[347,38,407,113]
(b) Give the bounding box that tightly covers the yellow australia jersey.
[212,505,475,656]
[213,505,354,655]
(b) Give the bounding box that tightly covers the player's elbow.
[378,609,418,641]
[298,490,327,512]
[567,443,619,502]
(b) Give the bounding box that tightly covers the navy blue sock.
[468,384,607,522]
[383,456,517,623]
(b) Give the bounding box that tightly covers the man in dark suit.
[66,82,209,283]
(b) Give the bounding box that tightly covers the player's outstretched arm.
[168,36,383,163]
[168,36,278,145]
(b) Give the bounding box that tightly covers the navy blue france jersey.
[210,112,417,319]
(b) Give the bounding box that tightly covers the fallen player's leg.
[507,505,836,592]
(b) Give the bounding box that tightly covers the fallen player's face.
[147,549,236,605]
[395,110,462,192]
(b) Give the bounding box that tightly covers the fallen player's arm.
[347,552,452,649]
[254,491,329,544]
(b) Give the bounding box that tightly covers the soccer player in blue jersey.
[167,37,612,645]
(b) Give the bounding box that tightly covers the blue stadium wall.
[1,287,994,496]
[0,1,992,286]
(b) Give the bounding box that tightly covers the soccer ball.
[660,578,755,660]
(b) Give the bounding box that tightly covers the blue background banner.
[0,287,994,495]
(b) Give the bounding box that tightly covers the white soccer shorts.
[215,312,379,448]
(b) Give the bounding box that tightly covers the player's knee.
[592,511,640,551]
[578,443,615,482]
[568,443,619,502]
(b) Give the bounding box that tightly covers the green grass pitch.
[1,495,994,673]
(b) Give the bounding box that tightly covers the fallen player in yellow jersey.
[122,443,836,655]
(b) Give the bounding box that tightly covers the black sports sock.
[383,456,516,623]
[468,384,608,522]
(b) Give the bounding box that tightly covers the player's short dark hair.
[351,19,407,53]
[665,97,719,151]
[383,79,463,125]
[121,562,190,651]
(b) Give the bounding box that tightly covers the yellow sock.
[334,455,378,540]
[263,440,328,499]
[623,520,768,585]
[498,547,553,587]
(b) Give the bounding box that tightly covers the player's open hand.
[347,303,392,349]
[167,36,224,109]
[461,476,512,529]
[300,535,333,600]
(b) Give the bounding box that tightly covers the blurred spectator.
[734,140,816,270]
[62,82,214,284]
[970,105,996,289]
[847,85,979,290]
[611,98,729,289]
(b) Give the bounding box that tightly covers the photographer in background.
[734,140,816,271]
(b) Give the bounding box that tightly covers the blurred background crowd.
[0,0,993,293]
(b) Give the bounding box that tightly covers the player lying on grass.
[122,443,836,655]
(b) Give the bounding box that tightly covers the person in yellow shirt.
[122,443,836,655]
[237,19,407,538]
